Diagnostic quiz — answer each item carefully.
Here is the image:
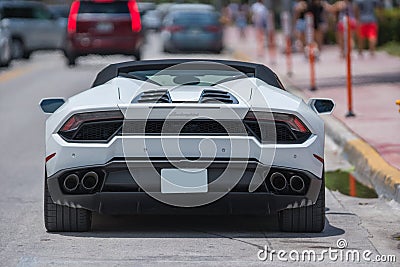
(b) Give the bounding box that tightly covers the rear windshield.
[122,69,254,86]
[2,7,34,19]
[2,6,52,20]
[173,12,219,25]
[78,2,129,14]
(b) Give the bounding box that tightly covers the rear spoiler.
[91,59,285,90]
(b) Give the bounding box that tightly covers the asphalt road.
[0,33,399,266]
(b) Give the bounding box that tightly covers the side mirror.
[308,98,335,115]
[39,98,65,114]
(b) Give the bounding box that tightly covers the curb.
[282,78,400,203]
[230,47,400,203]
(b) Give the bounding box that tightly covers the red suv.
[66,0,142,66]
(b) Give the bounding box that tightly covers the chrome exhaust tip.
[63,174,79,192]
[81,171,99,191]
[289,175,305,193]
[270,172,287,191]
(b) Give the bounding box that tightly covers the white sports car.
[40,59,334,232]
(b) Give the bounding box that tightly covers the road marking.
[0,66,33,83]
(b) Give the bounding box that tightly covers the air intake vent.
[199,90,238,104]
[132,90,172,103]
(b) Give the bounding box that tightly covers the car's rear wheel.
[44,173,92,232]
[133,50,141,61]
[22,50,31,60]
[66,55,76,66]
[11,38,24,59]
[278,175,325,233]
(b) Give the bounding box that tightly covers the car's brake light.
[244,111,310,133]
[166,25,183,33]
[205,25,220,33]
[67,1,80,34]
[60,110,124,132]
[127,0,141,32]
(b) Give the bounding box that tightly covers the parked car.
[141,9,161,31]
[167,3,215,13]
[48,4,70,19]
[161,9,223,53]
[65,0,143,66]
[137,2,155,16]
[40,59,334,232]
[0,21,12,67]
[0,1,66,59]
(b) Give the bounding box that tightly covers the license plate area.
[96,22,114,33]
[161,169,208,194]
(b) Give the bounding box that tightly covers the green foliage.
[379,41,400,57]
[376,8,400,46]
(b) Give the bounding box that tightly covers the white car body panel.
[44,75,325,179]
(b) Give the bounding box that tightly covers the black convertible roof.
[92,59,285,89]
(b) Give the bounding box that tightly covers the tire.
[133,50,141,61]
[0,40,12,67]
[163,46,169,53]
[213,48,223,54]
[66,55,76,66]
[44,174,92,232]
[11,38,24,59]
[0,53,11,68]
[278,175,325,233]
[22,50,31,60]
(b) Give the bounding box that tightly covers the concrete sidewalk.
[225,26,400,202]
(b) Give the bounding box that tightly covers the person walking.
[251,0,268,57]
[293,0,308,51]
[236,4,248,39]
[354,0,382,56]
[307,0,328,52]
[332,0,358,58]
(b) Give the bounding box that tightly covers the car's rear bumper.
[47,159,323,215]
[166,34,223,52]
[67,33,142,55]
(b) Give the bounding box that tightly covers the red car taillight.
[127,0,141,32]
[244,111,310,133]
[60,110,124,132]
[165,25,183,33]
[67,1,80,34]
[204,25,221,33]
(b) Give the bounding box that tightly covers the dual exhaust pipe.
[270,172,305,193]
[63,171,99,192]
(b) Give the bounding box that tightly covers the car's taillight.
[166,25,183,33]
[60,110,124,132]
[127,0,141,32]
[59,110,124,142]
[67,1,80,34]
[244,111,310,133]
[204,25,220,33]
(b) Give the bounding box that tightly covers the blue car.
[161,9,223,54]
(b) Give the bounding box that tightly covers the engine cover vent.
[199,89,238,104]
[132,90,172,103]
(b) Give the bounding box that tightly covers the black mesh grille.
[60,120,123,141]
[244,120,310,143]
[60,119,310,143]
[122,120,247,135]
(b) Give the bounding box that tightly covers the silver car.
[0,1,66,59]
[0,21,11,67]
